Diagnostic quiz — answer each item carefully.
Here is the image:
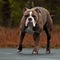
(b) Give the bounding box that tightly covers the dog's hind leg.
[18,31,25,52]
[44,25,51,54]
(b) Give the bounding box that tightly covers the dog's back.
[32,7,53,31]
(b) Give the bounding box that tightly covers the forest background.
[0,0,60,48]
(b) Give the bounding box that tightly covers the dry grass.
[0,25,60,48]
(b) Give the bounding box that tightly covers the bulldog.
[18,7,53,54]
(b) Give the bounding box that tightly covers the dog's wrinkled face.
[23,8,39,27]
[25,11,36,27]
[22,8,40,34]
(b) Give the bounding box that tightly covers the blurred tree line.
[0,0,60,27]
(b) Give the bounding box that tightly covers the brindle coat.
[18,7,53,54]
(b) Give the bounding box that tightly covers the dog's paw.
[46,50,51,54]
[32,51,38,55]
[32,49,38,55]
[17,45,22,52]
[17,49,21,52]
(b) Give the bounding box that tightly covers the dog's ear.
[23,7,28,12]
[35,8,41,13]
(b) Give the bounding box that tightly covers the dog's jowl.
[17,7,53,54]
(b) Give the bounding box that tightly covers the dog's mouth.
[25,27,40,34]
[25,22,35,34]
[25,22,39,34]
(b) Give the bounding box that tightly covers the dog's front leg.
[18,31,26,52]
[32,33,40,54]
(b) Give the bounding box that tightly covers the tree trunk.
[2,0,11,27]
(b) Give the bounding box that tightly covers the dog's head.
[20,7,43,34]
[23,7,40,27]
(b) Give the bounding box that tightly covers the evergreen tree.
[2,0,11,27]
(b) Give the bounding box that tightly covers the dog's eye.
[25,15,29,17]
[32,15,36,18]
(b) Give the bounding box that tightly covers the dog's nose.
[28,18,32,22]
